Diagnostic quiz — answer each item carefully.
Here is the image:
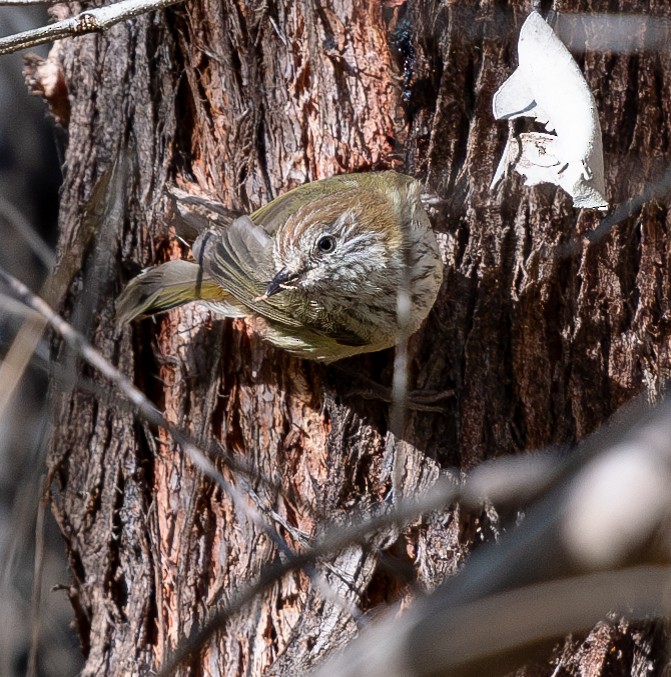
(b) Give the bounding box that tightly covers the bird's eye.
[316,235,337,254]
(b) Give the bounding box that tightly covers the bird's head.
[261,186,405,301]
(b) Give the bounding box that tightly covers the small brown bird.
[117,171,443,362]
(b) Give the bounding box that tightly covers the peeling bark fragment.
[491,11,608,211]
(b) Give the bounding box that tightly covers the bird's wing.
[166,187,242,242]
[260,319,372,362]
[196,216,304,328]
[194,175,393,337]
[115,260,243,322]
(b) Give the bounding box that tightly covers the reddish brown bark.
[42,0,671,674]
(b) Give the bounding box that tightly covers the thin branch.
[557,162,671,259]
[0,197,56,420]
[318,565,671,677]
[26,476,47,677]
[0,0,73,4]
[160,396,671,676]
[0,195,55,270]
[0,265,372,633]
[0,266,215,473]
[0,0,185,56]
[0,313,48,427]
[0,266,298,560]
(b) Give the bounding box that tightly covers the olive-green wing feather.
[198,214,373,343]
[116,260,245,323]
[198,203,386,344]
[196,216,303,328]
[167,187,241,242]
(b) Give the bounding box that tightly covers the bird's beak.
[256,268,300,302]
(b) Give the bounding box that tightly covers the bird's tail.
[116,260,233,323]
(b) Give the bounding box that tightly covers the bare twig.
[0,266,292,552]
[0,314,48,427]
[0,0,185,55]
[318,565,671,677]
[0,265,215,473]
[26,476,47,677]
[0,195,55,270]
[556,160,671,259]
[0,194,56,422]
[319,399,671,677]
[0,265,369,635]
[0,0,72,5]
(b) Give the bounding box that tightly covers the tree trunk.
[42,0,671,675]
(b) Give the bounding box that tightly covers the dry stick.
[318,565,671,677]
[3,313,324,548]
[0,269,375,657]
[0,0,74,4]
[0,195,55,270]
[0,281,364,548]
[2,270,365,635]
[0,266,215,473]
[0,321,283,501]
[0,0,185,55]
[557,163,671,258]
[0,195,56,423]
[0,266,297,558]
[0,314,49,425]
[26,476,47,677]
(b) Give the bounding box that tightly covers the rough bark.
[41,0,671,675]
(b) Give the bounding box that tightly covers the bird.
[116,171,443,363]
